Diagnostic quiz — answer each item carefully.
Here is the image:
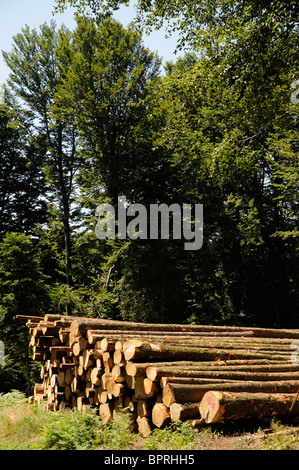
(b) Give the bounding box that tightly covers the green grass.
[144,420,197,450]
[0,391,135,450]
[1,391,299,450]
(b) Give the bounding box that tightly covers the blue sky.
[0,0,180,83]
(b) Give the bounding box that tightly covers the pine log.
[162,380,299,407]
[152,402,171,428]
[34,383,44,396]
[72,342,81,356]
[152,369,299,383]
[59,328,70,343]
[71,377,81,393]
[50,346,72,353]
[170,402,201,421]
[199,391,299,423]
[16,314,44,322]
[124,395,136,412]
[64,385,72,401]
[90,367,102,386]
[102,352,114,369]
[143,378,160,397]
[124,336,295,352]
[68,317,299,338]
[136,416,152,437]
[127,359,271,377]
[54,319,74,327]
[36,336,54,347]
[93,349,103,360]
[125,362,151,376]
[115,340,123,351]
[78,336,89,351]
[83,349,94,369]
[59,400,72,411]
[100,338,117,352]
[160,376,242,387]
[126,374,136,390]
[64,368,74,385]
[146,362,299,382]
[82,328,257,340]
[113,350,124,365]
[99,403,113,424]
[111,364,126,383]
[137,399,151,418]
[22,313,299,339]
[123,341,289,363]
[51,338,61,347]
[113,383,125,398]
[44,314,77,322]
[134,376,150,400]
[40,322,60,336]
[57,371,66,387]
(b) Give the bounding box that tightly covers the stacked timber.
[17,314,299,435]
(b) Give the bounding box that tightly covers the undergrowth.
[1,391,299,450]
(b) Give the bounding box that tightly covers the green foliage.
[0,99,46,237]
[0,391,45,449]
[53,15,161,207]
[1,0,299,392]
[0,392,134,450]
[3,21,82,292]
[1,392,299,450]
[260,420,299,451]
[42,408,102,450]
[0,390,27,413]
[144,421,197,450]
[96,408,135,449]
[0,233,48,393]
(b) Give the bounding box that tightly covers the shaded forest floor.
[1,391,299,451]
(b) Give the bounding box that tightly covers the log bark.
[123,341,289,363]
[160,376,241,388]
[123,336,294,351]
[50,346,72,353]
[66,317,299,339]
[199,391,299,424]
[152,369,299,383]
[21,313,299,338]
[80,328,258,339]
[17,315,44,322]
[147,362,299,382]
[170,402,201,421]
[57,371,66,387]
[162,380,299,407]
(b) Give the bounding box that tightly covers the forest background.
[0,0,298,395]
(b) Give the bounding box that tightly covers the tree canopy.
[0,3,298,394]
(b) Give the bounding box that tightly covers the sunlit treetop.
[54,0,299,53]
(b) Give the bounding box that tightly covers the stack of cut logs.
[17,314,299,436]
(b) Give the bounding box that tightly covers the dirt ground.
[191,417,299,450]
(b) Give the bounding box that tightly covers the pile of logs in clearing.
[18,314,299,436]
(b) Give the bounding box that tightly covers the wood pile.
[18,314,299,435]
